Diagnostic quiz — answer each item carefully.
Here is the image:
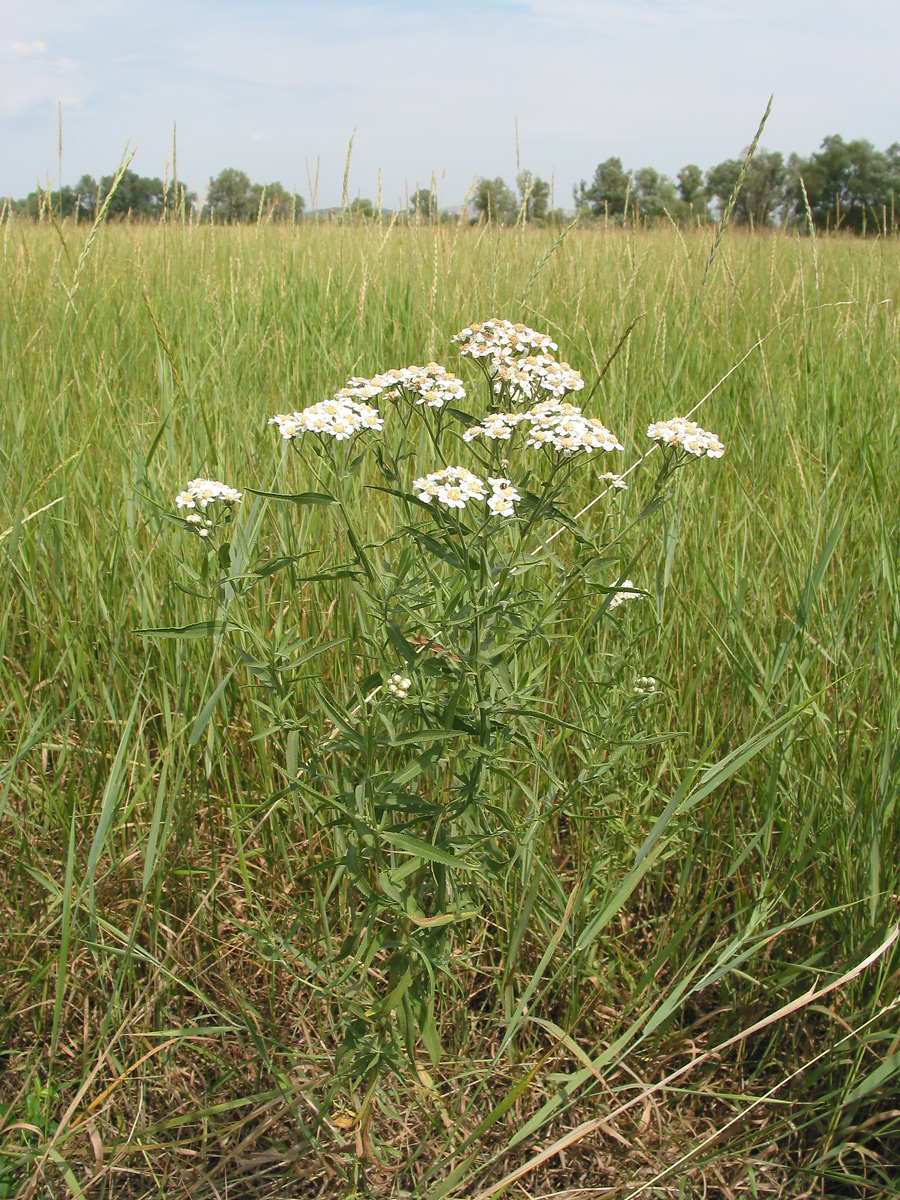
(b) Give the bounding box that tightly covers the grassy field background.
[1,214,899,1198]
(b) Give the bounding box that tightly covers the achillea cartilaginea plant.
[163,314,722,1147]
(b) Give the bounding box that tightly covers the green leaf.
[189,665,237,745]
[135,619,229,639]
[389,729,460,747]
[842,1050,900,1107]
[420,1004,442,1066]
[246,488,335,505]
[386,620,417,665]
[576,841,666,952]
[391,744,447,787]
[406,909,478,928]
[634,692,818,868]
[84,680,144,904]
[381,831,462,867]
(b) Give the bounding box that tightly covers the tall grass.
[1,214,899,1198]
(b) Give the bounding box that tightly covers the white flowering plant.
[155,317,723,1143]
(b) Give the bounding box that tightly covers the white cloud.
[0,49,82,115]
[9,40,48,55]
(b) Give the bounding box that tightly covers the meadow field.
[1,212,899,1199]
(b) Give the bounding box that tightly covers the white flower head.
[462,412,526,443]
[336,375,384,401]
[521,401,623,456]
[371,362,466,408]
[175,478,242,510]
[269,395,383,443]
[412,466,486,511]
[647,416,724,458]
[452,319,590,406]
[487,475,521,518]
[608,579,643,611]
[453,318,557,362]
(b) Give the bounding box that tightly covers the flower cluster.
[463,401,622,457]
[599,472,628,491]
[372,363,467,408]
[387,673,412,698]
[462,411,525,443]
[453,319,557,360]
[524,401,623,456]
[453,319,584,405]
[175,478,243,509]
[608,579,643,611]
[492,355,585,402]
[647,417,724,458]
[413,466,486,509]
[412,466,520,517]
[335,376,385,402]
[269,396,383,442]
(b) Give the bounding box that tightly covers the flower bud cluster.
[269,396,383,442]
[183,512,215,538]
[647,417,724,458]
[608,579,643,611]
[388,673,412,698]
[598,472,628,491]
[175,478,243,509]
[633,676,659,695]
[371,363,466,408]
[412,466,520,518]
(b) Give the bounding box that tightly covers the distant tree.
[472,176,516,223]
[544,207,569,226]
[97,170,162,218]
[409,187,436,219]
[248,180,303,223]
[676,163,706,209]
[705,149,786,227]
[74,174,99,218]
[347,197,374,219]
[15,172,194,221]
[205,168,254,222]
[19,185,78,219]
[784,135,900,232]
[632,167,679,221]
[516,170,550,221]
[574,157,630,219]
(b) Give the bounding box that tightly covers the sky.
[2,0,899,210]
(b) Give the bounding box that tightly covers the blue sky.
[2,0,898,209]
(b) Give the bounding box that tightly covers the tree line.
[8,135,900,233]
[9,168,304,224]
[571,135,900,233]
